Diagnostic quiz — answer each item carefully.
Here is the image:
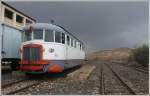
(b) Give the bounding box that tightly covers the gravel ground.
[109,63,149,95]
[1,60,148,95]
[14,62,100,95]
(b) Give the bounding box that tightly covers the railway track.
[2,79,40,95]
[2,79,28,88]
[103,63,137,95]
[99,63,105,94]
[134,67,148,74]
[130,65,148,74]
[111,61,148,74]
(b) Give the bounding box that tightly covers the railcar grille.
[23,47,40,61]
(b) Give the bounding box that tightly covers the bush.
[130,44,149,65]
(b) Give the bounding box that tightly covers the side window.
[4,8,13,19]
[45,30,54,42]
[26,19,32,25]
[82,44,84,50]
[55,32,61,43]
[71,38,73,47]
[67,35,70,45]
[74,40,76,48]
[80,43,82,50]
[16,14,23,23]
[77,42,79,48]
[62,33,65,44]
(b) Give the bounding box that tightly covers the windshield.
[33,29,43,40]
[23,29,56,42]
[24,30,31,41]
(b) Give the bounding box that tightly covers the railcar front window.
[45,30,54,42]
[34,29,43,40]
[24,30,31,41]
[55,32,61,43]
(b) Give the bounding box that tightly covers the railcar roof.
[23,23,84,45]
[23,23,65,32]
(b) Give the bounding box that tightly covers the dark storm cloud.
[7,1,148,53]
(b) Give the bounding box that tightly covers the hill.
[86,48,131,61]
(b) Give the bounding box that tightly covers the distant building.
[0,1,36,71]
[0,1,36,29]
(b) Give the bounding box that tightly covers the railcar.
[19,23,85,74]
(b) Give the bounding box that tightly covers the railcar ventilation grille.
[23,47,40,61]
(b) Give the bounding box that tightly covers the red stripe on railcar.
[19,60,50,64]
[20,65,43,71]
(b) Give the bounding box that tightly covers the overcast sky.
[7,1,148,53]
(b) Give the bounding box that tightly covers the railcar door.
[66,35,70,67]
[61,32,67,59]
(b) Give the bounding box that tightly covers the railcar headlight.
[49,48,54,53]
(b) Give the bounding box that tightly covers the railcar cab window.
[45,30,54,42]
[62,33,65,44]
[55,32,61,43]
[67,35,70,45]
[33,29,43,40]
[24,30,31,41]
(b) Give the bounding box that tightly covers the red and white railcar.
[19,23,85,74]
